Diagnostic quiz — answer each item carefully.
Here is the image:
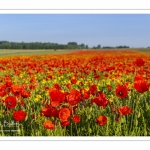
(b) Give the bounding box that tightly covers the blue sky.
[0,14,150,48]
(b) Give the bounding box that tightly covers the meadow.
[0,48,150,136]
[0,49,75,56]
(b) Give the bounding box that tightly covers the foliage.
[0,50,149,136]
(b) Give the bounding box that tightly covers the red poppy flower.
[66,83,71,89]
[107,85,112,90]
[59,108,71,122]
[105,74,109,77]
[115,84,128,98]
[61,121,70,127]
[83,90,90,99]
[71,78,77,84]
[29,83,37,90]
[94,74,100,80]
[54,83,61,90]
[21,90,30,98]
[13,110,27,121]
[66,89,81,105]
[79,81,84,86]
[49,89,65,107]
[134,80,149,93]
[43,120,55,130]
[96,116,107,126]
[0,84,7,97]
[118,106,133,115]
[80,88,90,99]
[90,85,97,95]
[91,93,109,108]
[72,115,81,123]
[5,80,12,87]
[11,85,22,97]
[42,107,58,118]
[134,74,149,93]
[134,74,145,81]
[5,96,17,109]
[22,84,28,89]
[30,77,36,83]
[0,90,7,97]
[135,58,145,67]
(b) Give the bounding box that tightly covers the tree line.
[0,41,130,50]
[0,41,88,50]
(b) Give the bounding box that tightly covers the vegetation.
[0,41,130,50]
[0,50,150,136]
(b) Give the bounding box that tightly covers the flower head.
[5,96,17,109]
[59,108,71,122]
[72,115,81,123]
[13,110,27,122]
[116,84,128,98]
[96,116,107,126]
[43,120,55,130]
[118,106,133,115]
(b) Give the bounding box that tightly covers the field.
[0,49,150,136]
[0,49,75,57]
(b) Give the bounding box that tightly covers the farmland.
[0,49,75,57]
[0,49,150,136]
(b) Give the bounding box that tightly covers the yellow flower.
[80,78,83,81]
[61,90,65,93]
[116,80,121,84]
[97,83,101,88]
[19,74,23,78]
[83,81,87,85]
[34,97,39,102]
[76,80,80,85]
[102,79,105,82]
[53,79,57,83]
[46,91,49,96]
[87,78,90,81]
[42,79,46,84]
[47,80,51,83]
[36,95,42,99]
[63,80,67,84]
[106,80,110,85]
[109,99,113,102]
[85,87,89,91]
[61,75,64,79]
[128,83,133,88]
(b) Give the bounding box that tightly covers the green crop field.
[0,48,150,57]
[0,49,76,57]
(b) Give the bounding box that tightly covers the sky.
[0,14,150,48]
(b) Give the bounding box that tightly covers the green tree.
[97,45,101,49]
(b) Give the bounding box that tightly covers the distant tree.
[85,45,88,49]
[102,46,115,49]
[116,45,129,48]
[80,43,85,49]
[97,45,101,49]
[0,41,89,50]
[67,42,78,49]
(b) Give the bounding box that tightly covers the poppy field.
[0,50,150,136]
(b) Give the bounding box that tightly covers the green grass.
[0,49,75,57]
[0,48,150,57]
[135,48,150,53]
